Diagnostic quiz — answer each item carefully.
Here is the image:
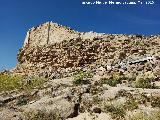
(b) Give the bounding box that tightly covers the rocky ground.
[0,69,160,120]
[0,22,160,120]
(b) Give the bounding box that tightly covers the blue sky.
[0,0,160,70]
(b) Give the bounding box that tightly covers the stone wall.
[48,22,79,44]
[24,22,49,47]
[23,22,80,47]
[14,22,160,78]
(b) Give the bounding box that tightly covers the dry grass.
[23,110,61,120]
[0,74,47,92]
[128,111,160,120]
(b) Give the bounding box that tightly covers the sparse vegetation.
[124,98,139,111]
[116,89,132,98]
[132,71,157,89]
[23,110,61,120]
[151,96,160,108]
[17,97,28,106]
[17,48,25,64]
[102,78,121,87]
[116,90,139,111]
[132,41,146,47]
[0,74,22,92]
[73,70,92,85]
[92,95,101,105]
[90,86,103,95]
[138,92,150,105]
[128,111,160,120]
[129,112,150,120]
[134,78,152,89]
[0,74,47,92]
[101,73,127,87]
[104,103,126,119]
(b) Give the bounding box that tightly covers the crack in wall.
[47,22,51,44]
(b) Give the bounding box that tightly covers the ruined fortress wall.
[48,22,79,44]
[24,22,49,47]
[22,22,160,49]
[23,22,126,48]
[16,22,160,77]
[23,22,80,47]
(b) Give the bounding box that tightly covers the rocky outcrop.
[22,96,75,119]
[1,75,160,120]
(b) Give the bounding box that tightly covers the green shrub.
[133,41,145,46]
[129,112,150,120]
[17,97,28,106]
[129,111,160,120]
[103,78,121,87]
[104,104,125,119]
[22,76,47,90]
[73,71,92,85]
[101,73,126,87]
[124,99,138,111]
[134,78,152,89]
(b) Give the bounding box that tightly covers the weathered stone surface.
[0,108,23,120]
[22,96,75,119]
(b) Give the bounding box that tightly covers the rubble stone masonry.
[14,22,160,78]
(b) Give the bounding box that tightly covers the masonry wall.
[48,22,79,44]
[16,22,160,77]
[23,22,80,47]
[23,22,49,47]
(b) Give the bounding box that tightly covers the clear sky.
[0,0,160,70]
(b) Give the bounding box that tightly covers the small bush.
[134,78,152,89]
[116,90,138,111]
[133,71,156,89]
[17,97,28,106]
[22,76,47,90]
[73,71,92,85]
[92,95,101,105]
[101,73,126,87]
[139,92,151,105]
[103,78,121,87]
[24,110,61,120]
[124,99,138,111]
[17,48,25,64]
[151,96,160,108]
[104,104,125,119]
[116,89,132,98]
